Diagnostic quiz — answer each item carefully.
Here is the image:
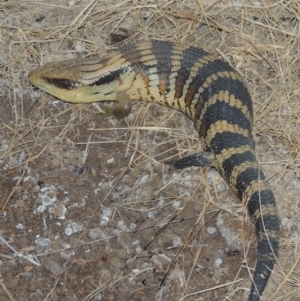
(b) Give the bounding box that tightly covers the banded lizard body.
[28,40,280,301]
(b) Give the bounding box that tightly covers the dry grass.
[1,0,300,301]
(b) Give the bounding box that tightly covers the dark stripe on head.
[151,40,173,95]
[91,68,125,86]
[175,46,209,99]
[209,132,253,154]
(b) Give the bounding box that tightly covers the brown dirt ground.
[1,1,300,301]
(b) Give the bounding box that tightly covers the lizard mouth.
[43,77,80,90]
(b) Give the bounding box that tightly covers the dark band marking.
[202,101,252,137]
[194,95,204,120]
[184,59,234,104]
[119,43,151,91]
[254,237,278,267]
[235,168,266,199]
[255,216,280,236]
[184,82,198,106]
[151,40,173,95]
[221,150,257,182]
[248,190,277,217]
[201,77,253,115]
[209,131,253,154]
[119,43,143,65]
[174,46,209,99]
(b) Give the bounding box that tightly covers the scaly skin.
[29,40,280,300]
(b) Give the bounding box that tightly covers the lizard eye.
[43,77,79,90]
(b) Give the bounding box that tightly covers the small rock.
[216,213,252,251]
[53,203,67,218]
[158,229,182,249]
[43,259,65,276]
[206,227,217,235]
[15,223,24,230]
[65,220,84,236]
